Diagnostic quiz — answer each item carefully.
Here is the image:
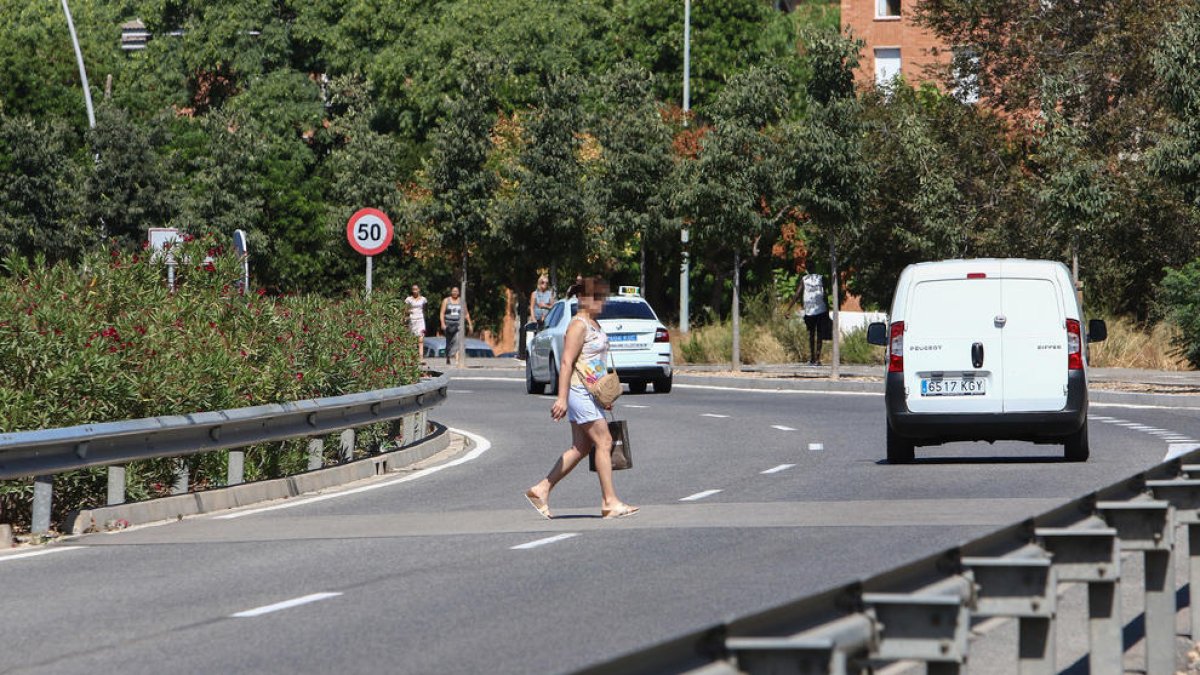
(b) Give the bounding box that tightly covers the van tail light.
[1066,319,1083,370]
[654,328,670,343]
[888,321,905,373]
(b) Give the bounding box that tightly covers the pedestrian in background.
[796,266,829,365]
[565,274,585,299]
[524,276,639,520]
[440,286,472,366]
[405,284,428,361]
[521,275,555,359]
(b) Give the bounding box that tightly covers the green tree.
[86,105,178,249]
[682,65,790,370]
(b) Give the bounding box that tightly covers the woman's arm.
[551,320,585,420]
[529,292,537,321]
[465,304,473,332]
[439,298,448,330]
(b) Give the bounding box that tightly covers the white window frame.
[874,47,902,88]
[876,0,902,19]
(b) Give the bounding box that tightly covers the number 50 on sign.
[345,208,394,256]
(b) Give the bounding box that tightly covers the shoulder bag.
[573,339,622,409]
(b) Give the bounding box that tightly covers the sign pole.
[366,256,373,298]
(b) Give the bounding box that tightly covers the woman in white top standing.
[524,277,639,520]
[404,284,428,361]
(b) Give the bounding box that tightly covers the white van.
[866,259,1107,463]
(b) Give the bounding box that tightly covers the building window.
[874,48,902,87]
[877,0,901,18]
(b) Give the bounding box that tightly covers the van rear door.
[903,277,1004,413]
[999,277,1068,412]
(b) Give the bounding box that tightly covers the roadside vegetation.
[0,238,420,530]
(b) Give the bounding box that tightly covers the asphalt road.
[3,372,1199,674]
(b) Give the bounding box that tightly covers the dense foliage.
[2,0,1200,347]
[0,237,420,527]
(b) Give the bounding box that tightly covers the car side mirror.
[1087,319,1107,343]
[866,322,889,346]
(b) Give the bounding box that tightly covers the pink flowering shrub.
[0,235,420,529]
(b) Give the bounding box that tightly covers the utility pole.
[679,0,691,334]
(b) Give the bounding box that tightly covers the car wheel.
[526,357,545,395]
[629,381,648,394]
[886,423,915,464]
[652,377,672,393]
[1064,422,1089,462]
[547,358,559,396]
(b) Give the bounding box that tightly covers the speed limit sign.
[346,208,394,256]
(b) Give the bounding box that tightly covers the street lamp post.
[61,0,96,130]
[679,0,691,334]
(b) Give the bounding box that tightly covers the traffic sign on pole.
[346,208,393,256]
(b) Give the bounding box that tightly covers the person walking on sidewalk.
[796,267,830,366]
[404,284,428,360]
[440,286,472,366]
[524,276,639,520]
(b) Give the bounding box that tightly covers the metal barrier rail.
[0,373,450,534]
[578,446,1200,675]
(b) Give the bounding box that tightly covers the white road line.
[231,592,342,618]
[215,427,492,520]
[761,464,796,474]
[452,389,475,394]
[510,533,580,550]
[539,396,557,401]
[1166,443,1200,462]
[808,443,825,451]
[448,376,525,382]
[0,546,84,563]
[680,489,722,502]
[1117,422,1146,428]
[771,425,797,431]
[1091,416,1114,421]
[701,413,729,419]
[675,383,881,397]
[623,404,650,409]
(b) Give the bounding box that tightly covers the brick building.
[840,0,949,88]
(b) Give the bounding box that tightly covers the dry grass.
[1087,317,1190,370]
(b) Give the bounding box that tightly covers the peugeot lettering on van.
[866,259,1107,464]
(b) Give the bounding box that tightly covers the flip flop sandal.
[601,504,640,519]
[524,491,553,520]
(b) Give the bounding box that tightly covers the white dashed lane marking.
[701,413,730,419]
[761,464,796,474]
[511,533,579,550]
[680,489,723,502]
[0,546,84,564]
[808,443,825,451]
[231,593,342,618]
[771,425,797,431]
[623,404,649,409]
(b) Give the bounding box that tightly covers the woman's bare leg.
[527,422,593,504]
[583,419,625,510]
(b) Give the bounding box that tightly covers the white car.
[526,289,673,395]
[866,259,1107,463]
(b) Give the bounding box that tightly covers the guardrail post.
[864,577,972,673]
[1035,526,1121,675]
[1146,478,1200,643]
[726,615,875,675]
[962,554,1056,675]
[308,438,324,471]
[227,451,244,486]
[107,466,125,505]
[171,460,188,494]
[31,475,52,534]
[1097,500,1174,675]
[339,429,354,463]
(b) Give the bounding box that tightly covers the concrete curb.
[0,524,11,549]
[65,424,453,535]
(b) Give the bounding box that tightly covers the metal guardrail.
[1,373,449,534]
[579,446,1200,675]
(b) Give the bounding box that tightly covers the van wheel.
[653,376,673,393]
[887,424,915,464]
[526,358,545,395]
[1064,423,1089,462]
[547,359,559,396]
[629,381,647,394]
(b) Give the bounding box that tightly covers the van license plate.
[921,378,986,396]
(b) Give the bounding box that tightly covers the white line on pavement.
[675,383,881,397]
[701,413,729,418]
[231,592,342,618]
[761,464,796,474]
[1166,443,1200,462]
[0,546,84,563]
[808,443,825,451]
[771,425,797,431]
[215,427,493,520]
[510,533,580,550]
[680,489,722,502]
[452,389,475,394]
[623,404,650,409]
